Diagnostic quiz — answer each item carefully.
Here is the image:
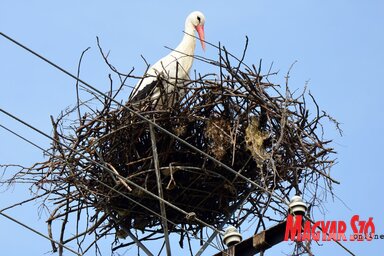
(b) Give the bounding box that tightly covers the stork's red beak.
[195,24,205,51]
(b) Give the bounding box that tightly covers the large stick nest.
[4,41,340,254]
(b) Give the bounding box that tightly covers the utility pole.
[213,220,287,256]
[213,196,307,256]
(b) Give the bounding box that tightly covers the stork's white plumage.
[129,11,206,108]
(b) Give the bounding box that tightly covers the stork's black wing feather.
[129,79,159,103]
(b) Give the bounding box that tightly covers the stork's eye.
[197,16,201,23]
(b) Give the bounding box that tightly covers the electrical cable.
[0,211,81,256]
[0,31,356,256]
[0,32,288,208]
[0,120,223,253]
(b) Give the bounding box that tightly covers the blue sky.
[1,1,384,255]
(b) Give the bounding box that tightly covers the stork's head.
[186,11,206,51]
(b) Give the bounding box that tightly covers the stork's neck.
[175,23,196,56]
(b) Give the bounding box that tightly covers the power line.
[0,117,224,254]
[0,211,81,256]
[0,31,356,256]
[0,32,288,208]
[0,123,46,153]
[0,108,221,234]
[304,216,356,256]
[0,30,290,234]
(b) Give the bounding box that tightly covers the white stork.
[129,11,206,109]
